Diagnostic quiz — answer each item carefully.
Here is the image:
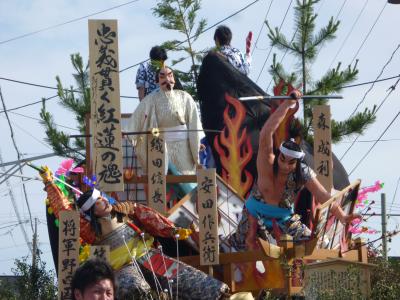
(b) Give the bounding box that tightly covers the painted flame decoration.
[214,93,253,198]
[272,80,299,147]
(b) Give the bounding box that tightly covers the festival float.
[35,19,383,300]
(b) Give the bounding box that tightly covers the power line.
[120,0,263,73]
[389,176,400,216]
[341,138,400,143]
[0,76,138,99]
[0,94,58,114]
[348,43,400,118]
[350,1,387,65]
[334,0,348,22]
[0,0,142,45]
[348,107,400,176]
[340,77,400,161]
[327,0,369,70]
[0,87,34,232]
[340,74,400,89]
[0,150,32,255]
[8,111,79,131]
[252,0,275,55]
[255,0,294,83]
[0,151,79,168]
[1,115,54,151]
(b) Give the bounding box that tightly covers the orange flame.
[235,213,285,290]
[214,93,253,197]
[272,80,300,147]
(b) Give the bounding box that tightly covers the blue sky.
[1,0,400,274]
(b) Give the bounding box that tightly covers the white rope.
[157,244,173,300]
[140,232,163,297]
[175,234,180,300]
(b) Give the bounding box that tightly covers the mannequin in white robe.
[126,67,202,175]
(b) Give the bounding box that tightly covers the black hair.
[214,25,232,46]
[71,258,115,300]
[149,45,168,61]
[273,139,304,188]
[76,190,102,236]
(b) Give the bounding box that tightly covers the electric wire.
[350,1,387,65]
[0,0,142,45]
[0,150,32,255]
[255,0,294,83]
[348,106,400,176]
[251,0,275,55]
[8,111,79,131]
[0,87,34,232]
[340,76,400,161]
[327,0,369,71]
[119,0,263,72]
[389,176,400,216]
[341,74,400,89]
[0,76,138,99]
[334,0,348,22]
[0,94,58,114]
[348,43,400,118]
[1,115,54,150]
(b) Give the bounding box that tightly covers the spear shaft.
[238,95,343,101]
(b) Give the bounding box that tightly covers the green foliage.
[266,0,376,143]
[0,253,57,300]
[153,0,207,98]
[369,257,400,299]
[39,53,89,160]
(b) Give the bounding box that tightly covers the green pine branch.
[331,106,377,143]
[153,0,207,99]
[266,0,376,143]
[39,53,88,159]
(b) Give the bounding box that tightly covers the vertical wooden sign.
[90,245,110,262]
[58,211,80,300]
[313,105,333,192]
[197,168,219,265]
[147,133,167,214]
[89,19,124,192]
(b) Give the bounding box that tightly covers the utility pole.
[381,193,388,261]
[32,217,38,268]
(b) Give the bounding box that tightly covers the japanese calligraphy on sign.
[197,168,219,265]
[147,133,166,214]
[313,105,333,192]
[58,211,80,300]
[90,245,110,262]
[89,20,123,192]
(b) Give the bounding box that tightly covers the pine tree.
[266,0,376,143]
[152,0,207,98]
[39,53,90,160]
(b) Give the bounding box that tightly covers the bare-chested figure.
[231,92,359,248]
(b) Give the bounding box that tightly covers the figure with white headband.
[230,92,360,247]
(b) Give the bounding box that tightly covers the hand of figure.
[343,213,362,224]
[286,89,302,108]
[39,166,53,183]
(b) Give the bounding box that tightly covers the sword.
[238,95,343,101]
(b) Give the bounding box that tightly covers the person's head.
[149,45,167,62]
[157,66,175,91]
[214,25,232,47]
[77,189,112,235]
[273,139,305,182]
[72,259,115,300]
